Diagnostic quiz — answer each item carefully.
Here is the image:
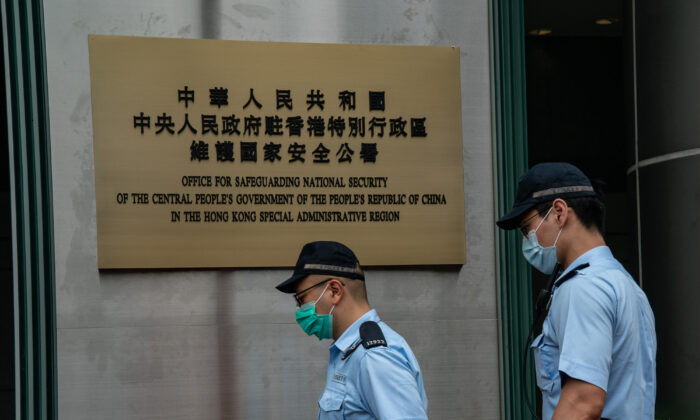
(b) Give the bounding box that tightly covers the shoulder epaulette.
[341,321,387,361]
[359,321,387,349]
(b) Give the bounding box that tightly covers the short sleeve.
[359,348,428,420]
[549,275,617,391]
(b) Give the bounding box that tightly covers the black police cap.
[276,241,365,293]
[496,162,598,230]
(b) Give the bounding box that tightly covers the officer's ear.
[329,278,344,304]
[552,198,568,227]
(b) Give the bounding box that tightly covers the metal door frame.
[1,0,57,419]
[489,0,535,418]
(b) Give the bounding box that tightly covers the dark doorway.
[524,1,635,287]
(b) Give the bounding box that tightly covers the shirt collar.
[331,309,380,352]
[558,245,612,280]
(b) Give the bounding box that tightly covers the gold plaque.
[89,35,465,268]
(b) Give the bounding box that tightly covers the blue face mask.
[522,207,563,274]
[295,283,335,340]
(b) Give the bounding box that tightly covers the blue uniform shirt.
[318,309,428,420]
[532,246,656,419]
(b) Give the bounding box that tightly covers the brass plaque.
[88,35,465,268]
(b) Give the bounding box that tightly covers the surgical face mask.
[295,283,335,340]
[522,207,563,274]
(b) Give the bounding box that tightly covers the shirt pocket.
[318,388,345,419]
[531,334,558,393]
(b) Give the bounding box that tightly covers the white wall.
[44,1,498,418]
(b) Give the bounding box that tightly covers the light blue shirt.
[532,246,657,419]
[318,309,428,420]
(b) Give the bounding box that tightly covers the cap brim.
[496,201,535,230]
[275,272,308,293]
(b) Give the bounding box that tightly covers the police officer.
[276,241,428,419]
[496,163,656,420]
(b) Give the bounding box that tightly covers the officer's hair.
[535,196,606,233]
[343,264,368,303]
